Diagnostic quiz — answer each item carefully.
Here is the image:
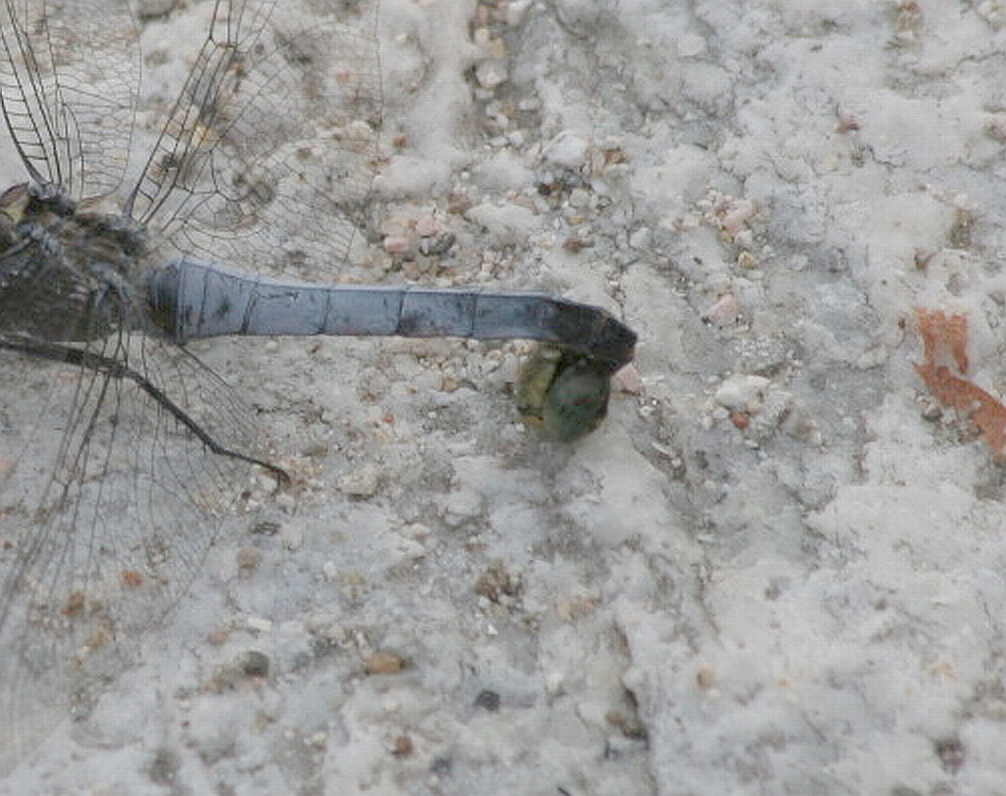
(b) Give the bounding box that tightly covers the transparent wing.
[0,0,380,771]
[129,0,381,279]
[0,0,138,199]
[0,333,272,771]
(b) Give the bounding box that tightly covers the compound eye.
[517,346,612,442]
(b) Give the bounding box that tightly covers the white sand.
[4,0,1006,793]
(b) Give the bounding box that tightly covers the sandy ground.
[4,0,1006,793]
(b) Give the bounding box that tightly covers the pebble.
[382,234,412,255]
[366,651,405,675]
[714,374,771,413]
[474,60,508,89]
[613,364,642,394]
[542,130,589,170]
[414,215,439,237]
[702,294,740,327]
[337,464,380,498]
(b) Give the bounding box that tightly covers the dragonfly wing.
[128,0,381,281]
[0,333,273,773]
[0,0,138,199]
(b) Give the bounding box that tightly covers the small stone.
[714,374,770,413]
[613,364,642,394]
[474,562,522,602]
[338,464,380,498]
[737,250,757,269]
[628,226,650,249]
[392,735,414,758]
[244,615,273,633]
[366,651,405,675]
[402,522,431,540]
[414,215,439,237]
[718,198,757,239]
[444,488,483,525]
[238,650,270,678]
[542,130,589,170]
[474,689,501,711]
[702,294,740,327]
[474,60,508,89]
[677,33,706,57]
[382,234,412,254]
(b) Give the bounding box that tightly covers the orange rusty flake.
[915,307,1006,456]
[916,308,969,374]
[915,363,1006,455]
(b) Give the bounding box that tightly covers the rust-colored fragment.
[915,308,1006,455]
[916,308,969,374]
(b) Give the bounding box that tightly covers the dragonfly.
[0,0,635,773]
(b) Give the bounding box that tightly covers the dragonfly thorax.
[0,182,149,342]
